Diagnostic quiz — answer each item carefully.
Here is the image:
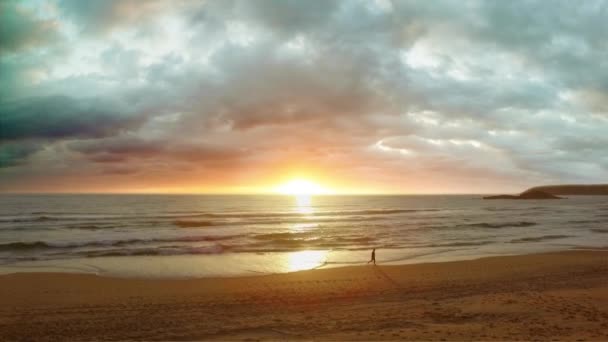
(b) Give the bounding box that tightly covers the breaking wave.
[75,245,230,258]
[0,235,238,252]
[0,208,438,223]
[510,235,572,243]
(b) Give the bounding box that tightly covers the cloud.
[0,142,41,168]
[0,1,61,55]
[0,95,143,141]
[68,135,250,169]
[1,0,608,192]
[57,0,173,35]
[69,135,160,156]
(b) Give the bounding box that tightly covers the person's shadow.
[371,264,401,289]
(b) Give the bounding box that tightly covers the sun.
[275,179,330,195]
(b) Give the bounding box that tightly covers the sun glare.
[285,250,328,272]
[275,179,330,195]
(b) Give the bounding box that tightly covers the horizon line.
[0,191,509,196]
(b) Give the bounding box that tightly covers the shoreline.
[1,249,607,340]
[2,244,605,280]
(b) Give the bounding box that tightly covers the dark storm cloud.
[2,0,608,191]
[0,96,142,141]
[0,94,145,167]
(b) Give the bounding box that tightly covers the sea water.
[0,194,606,278]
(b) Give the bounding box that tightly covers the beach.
[1,249,607,341]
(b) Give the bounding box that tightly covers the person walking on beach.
[367,248,376,265]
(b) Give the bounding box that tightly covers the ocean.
[0,194,606,278]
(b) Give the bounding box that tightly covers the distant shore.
[483,183,608,199]
[1,249,607,341]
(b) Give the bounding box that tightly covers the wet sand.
[1,250,607,341]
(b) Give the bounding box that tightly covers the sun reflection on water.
[294,194,313,214]
[285,250,327,272]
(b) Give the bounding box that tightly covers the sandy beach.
[1,250,607,341]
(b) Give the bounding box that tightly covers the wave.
[252,231,375,244]
[0,235,239,252]
[510,235,572,243]
[0,241,52,251]
[7,208,437,220]
[171,215,388,228]
[1,208,440,228]
[0,215,63,223]
[483,207,524,212]
[196,208,440,219]
[335,236,374,243]
[569,220,602,224]
[253,231,314,240]
[465,221,537,229]
[67,224,118,230]
[71,243,385,258]
[428,241,493,247]
[76,244,230,258]
[239,234,378,252]
[0,215,127,223]
[174,220,215,228]
[590,228,608,233]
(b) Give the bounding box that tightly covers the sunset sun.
[275,179,330,195]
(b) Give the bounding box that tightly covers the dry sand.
[1,250,607,341]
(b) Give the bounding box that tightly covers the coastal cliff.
[483,184,608,200]
[484,189,561,200]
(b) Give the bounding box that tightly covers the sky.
[1,0,608,194]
